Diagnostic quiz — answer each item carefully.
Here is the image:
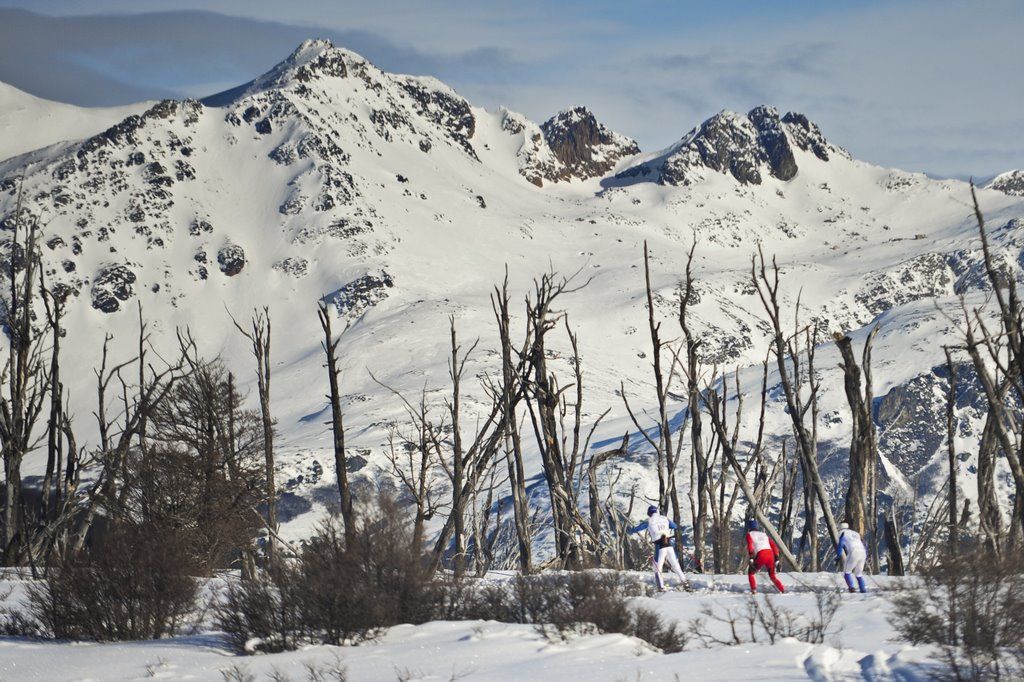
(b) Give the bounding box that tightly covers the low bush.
[26,522,199,641]
[889,551,1024,681]
[216,495,442,653]
[454,570,685,652]
[213,564,303,653]
[688,592,839,647]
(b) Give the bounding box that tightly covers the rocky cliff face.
[500,106,638,186]
[539,107,640,181]
[615,106,843,186]
[989,170,1024,197]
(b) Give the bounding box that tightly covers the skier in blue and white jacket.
[836,522,868,593]
[629,505,688,591]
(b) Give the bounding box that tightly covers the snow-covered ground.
[0,571,935,681]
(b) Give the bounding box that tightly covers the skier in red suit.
[745,518,785,594]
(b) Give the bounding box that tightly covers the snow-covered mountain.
[2,39,1023,543]
[988,169,1024,197]
[0,82,150,162]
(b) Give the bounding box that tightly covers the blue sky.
[0,1,1021,178]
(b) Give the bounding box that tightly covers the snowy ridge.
[0,39,1023,546]
[0,82,151,162]
[988,169,1024,197]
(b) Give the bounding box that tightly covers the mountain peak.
[988,170,1024,197]
[538,106,639,182]
[614,105,842,187]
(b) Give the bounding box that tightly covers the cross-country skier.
[745,518,785,594]
[836,522,867,593]
[629,505,687,591]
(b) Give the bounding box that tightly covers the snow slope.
[0,81,150,162]
[0,39,1023,548]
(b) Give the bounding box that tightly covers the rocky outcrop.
[501,106,638,186]
[539,107,639,181]
[91,263,137,313]
[615,106,840,187]
[217,243,246,276]
[322,271,394,318]
[989,170,1024,197]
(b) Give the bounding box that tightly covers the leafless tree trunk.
[885,506,905,576]
[642,242,671,508]
[701,367,799,570]
[834,327,879,539]
[232,308,276,564]
[676,239,710,571]
[1,181,49,564]
[40,280,64,525]
[752,247,839,556]
[943,347,959,555]
[491,273,533,573]
[318,302,355,547]
[958,184,1024,546]
[523,270,592,569]
[382,393,441,552]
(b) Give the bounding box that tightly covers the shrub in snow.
[215,494,441,653]
[688,592,839,647]
[889,552,1024,680]
[214,564,303,654]
[25,522,199,641]
[121,358,266,573]
[450,571,686,653]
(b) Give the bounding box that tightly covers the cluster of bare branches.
[0,176,281,573]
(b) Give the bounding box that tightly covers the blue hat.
[647,505,658,516]
[746,518,759,531]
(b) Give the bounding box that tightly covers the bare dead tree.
[522,269,593,569]
[752,247,840,556]
[317,302,355,547]
[642,242,670,507]
[382,397,443,552]
[833,326,879,542]
[69,331,195,554]
[943,346,959,555]
[231,308,277,563]
[676,239,710,572]
[39,272,65,526]
[957,184,1024,548]
[885,505,905,576]
[701,365,799,570]
[976,404,1004,554]
[776,440,799,550]
[490,271,533,573]
[0,180,50,564]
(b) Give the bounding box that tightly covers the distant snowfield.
[0,82,150,162]
[0,571,935,681]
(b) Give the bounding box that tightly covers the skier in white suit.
[836,521,868,593]
[629,505,688,591]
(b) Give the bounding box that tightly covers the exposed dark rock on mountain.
[322,271,394,317]
[615,106,842,187]
[989,170,1024,197]
[540,107,640,181]
[91,263,137,313]
[217,243,246,276]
